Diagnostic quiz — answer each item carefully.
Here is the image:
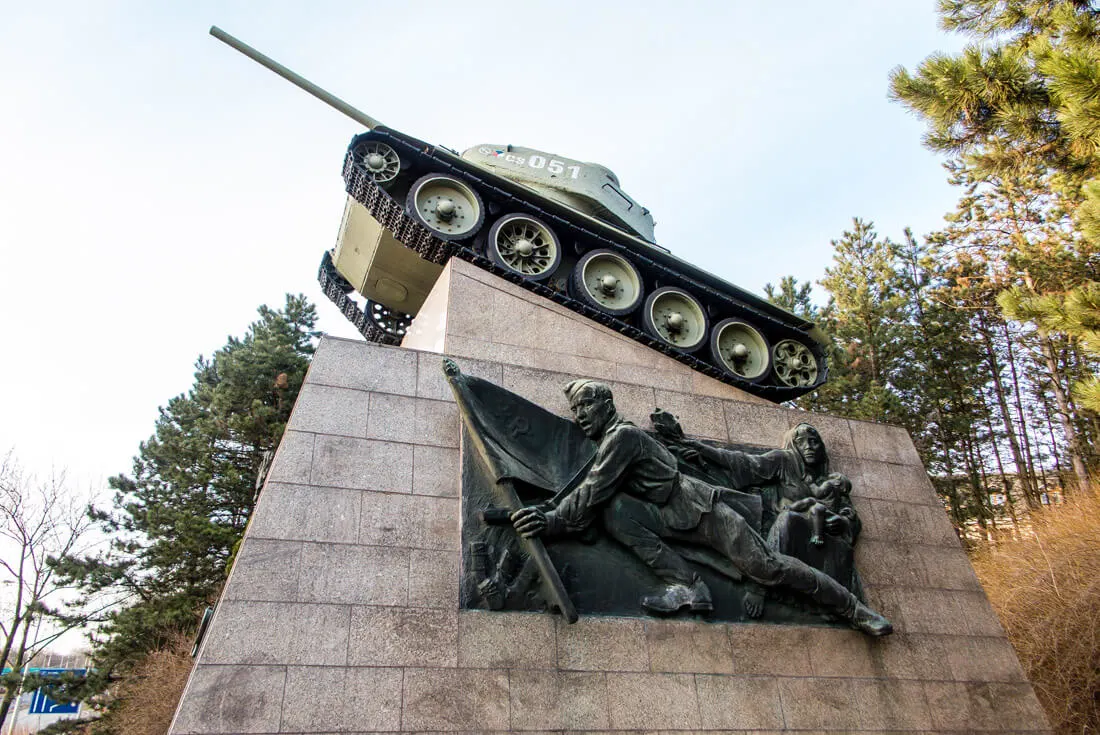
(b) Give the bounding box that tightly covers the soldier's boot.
[848,601,893,637]
[641,578,713,615]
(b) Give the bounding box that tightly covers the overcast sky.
[0,2,964,490]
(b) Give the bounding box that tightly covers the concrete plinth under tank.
[169,261,1050,734]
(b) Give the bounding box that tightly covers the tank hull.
[333,196,442,314]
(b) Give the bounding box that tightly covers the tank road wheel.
[367,300,413,340]
[357,141,400,184]
[642,287,709,352]
[710,319,771,381]
[406,174,485,240]
[773,339,818,387]
[487,214,561,282]
[571,249,644,316]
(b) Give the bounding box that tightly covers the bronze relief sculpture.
[444,359,891,636]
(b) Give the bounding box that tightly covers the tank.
[211,27,829,402]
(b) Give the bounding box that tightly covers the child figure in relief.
[784,472,854,547]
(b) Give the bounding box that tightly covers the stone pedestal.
[170,262,1051,734]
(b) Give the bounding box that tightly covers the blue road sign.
[28,668,83,715]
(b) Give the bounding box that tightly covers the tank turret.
[211,27,828,402]
[460,145,656,243]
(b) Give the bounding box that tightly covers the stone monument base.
[170,261,1050,733]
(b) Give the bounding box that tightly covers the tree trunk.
[1042,390,1064,492]
[1002,321,1042,502]
[972,435,999,533]
[0,551,27,727]
[979,314,1039,506]
[939,448,966,530]
[1039,333,1092,493]
[961,430,988,533]
[983,408,1021,531]
[0,609,35,728]
[933,414,967,529]
[0,590,23,676]
[1066,342,1099,471]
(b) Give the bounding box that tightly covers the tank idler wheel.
[642,287,709,353]
[571,249,644,316]
[406,174,485,240]
[487,214,561,282]
[357,141,401,184]
[367,300,413,340]
[710,319,771,381]
[773,339,818,387]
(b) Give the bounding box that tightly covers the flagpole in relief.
[443,359,578,624]
[495,479,578,623]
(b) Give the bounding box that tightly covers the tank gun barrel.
[209,26,382,130]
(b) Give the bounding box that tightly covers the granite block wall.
[170,263,1050,734]
[401,258,768,405]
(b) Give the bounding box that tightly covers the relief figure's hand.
[669,443,701,463]
[511,506,548,538]
[787,497,816,512]
[678,438,705,463]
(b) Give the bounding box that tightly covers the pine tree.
[889,0,1100,185]
[1000,282,1100,475]
[813,218,909,422]
[892,232,990,482]
[51,295,317,725]
[798,218,1012,530]
[764,276,831,323]
[893,1,1100,493]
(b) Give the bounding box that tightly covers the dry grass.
[970,489,1100,734]
[88,633,195,735]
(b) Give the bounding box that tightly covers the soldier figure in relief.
[510,379,893,636]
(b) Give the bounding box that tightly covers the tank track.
[319,136,828,403]
[318,251,402,346]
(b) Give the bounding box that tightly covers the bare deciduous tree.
[0,452,98,727]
